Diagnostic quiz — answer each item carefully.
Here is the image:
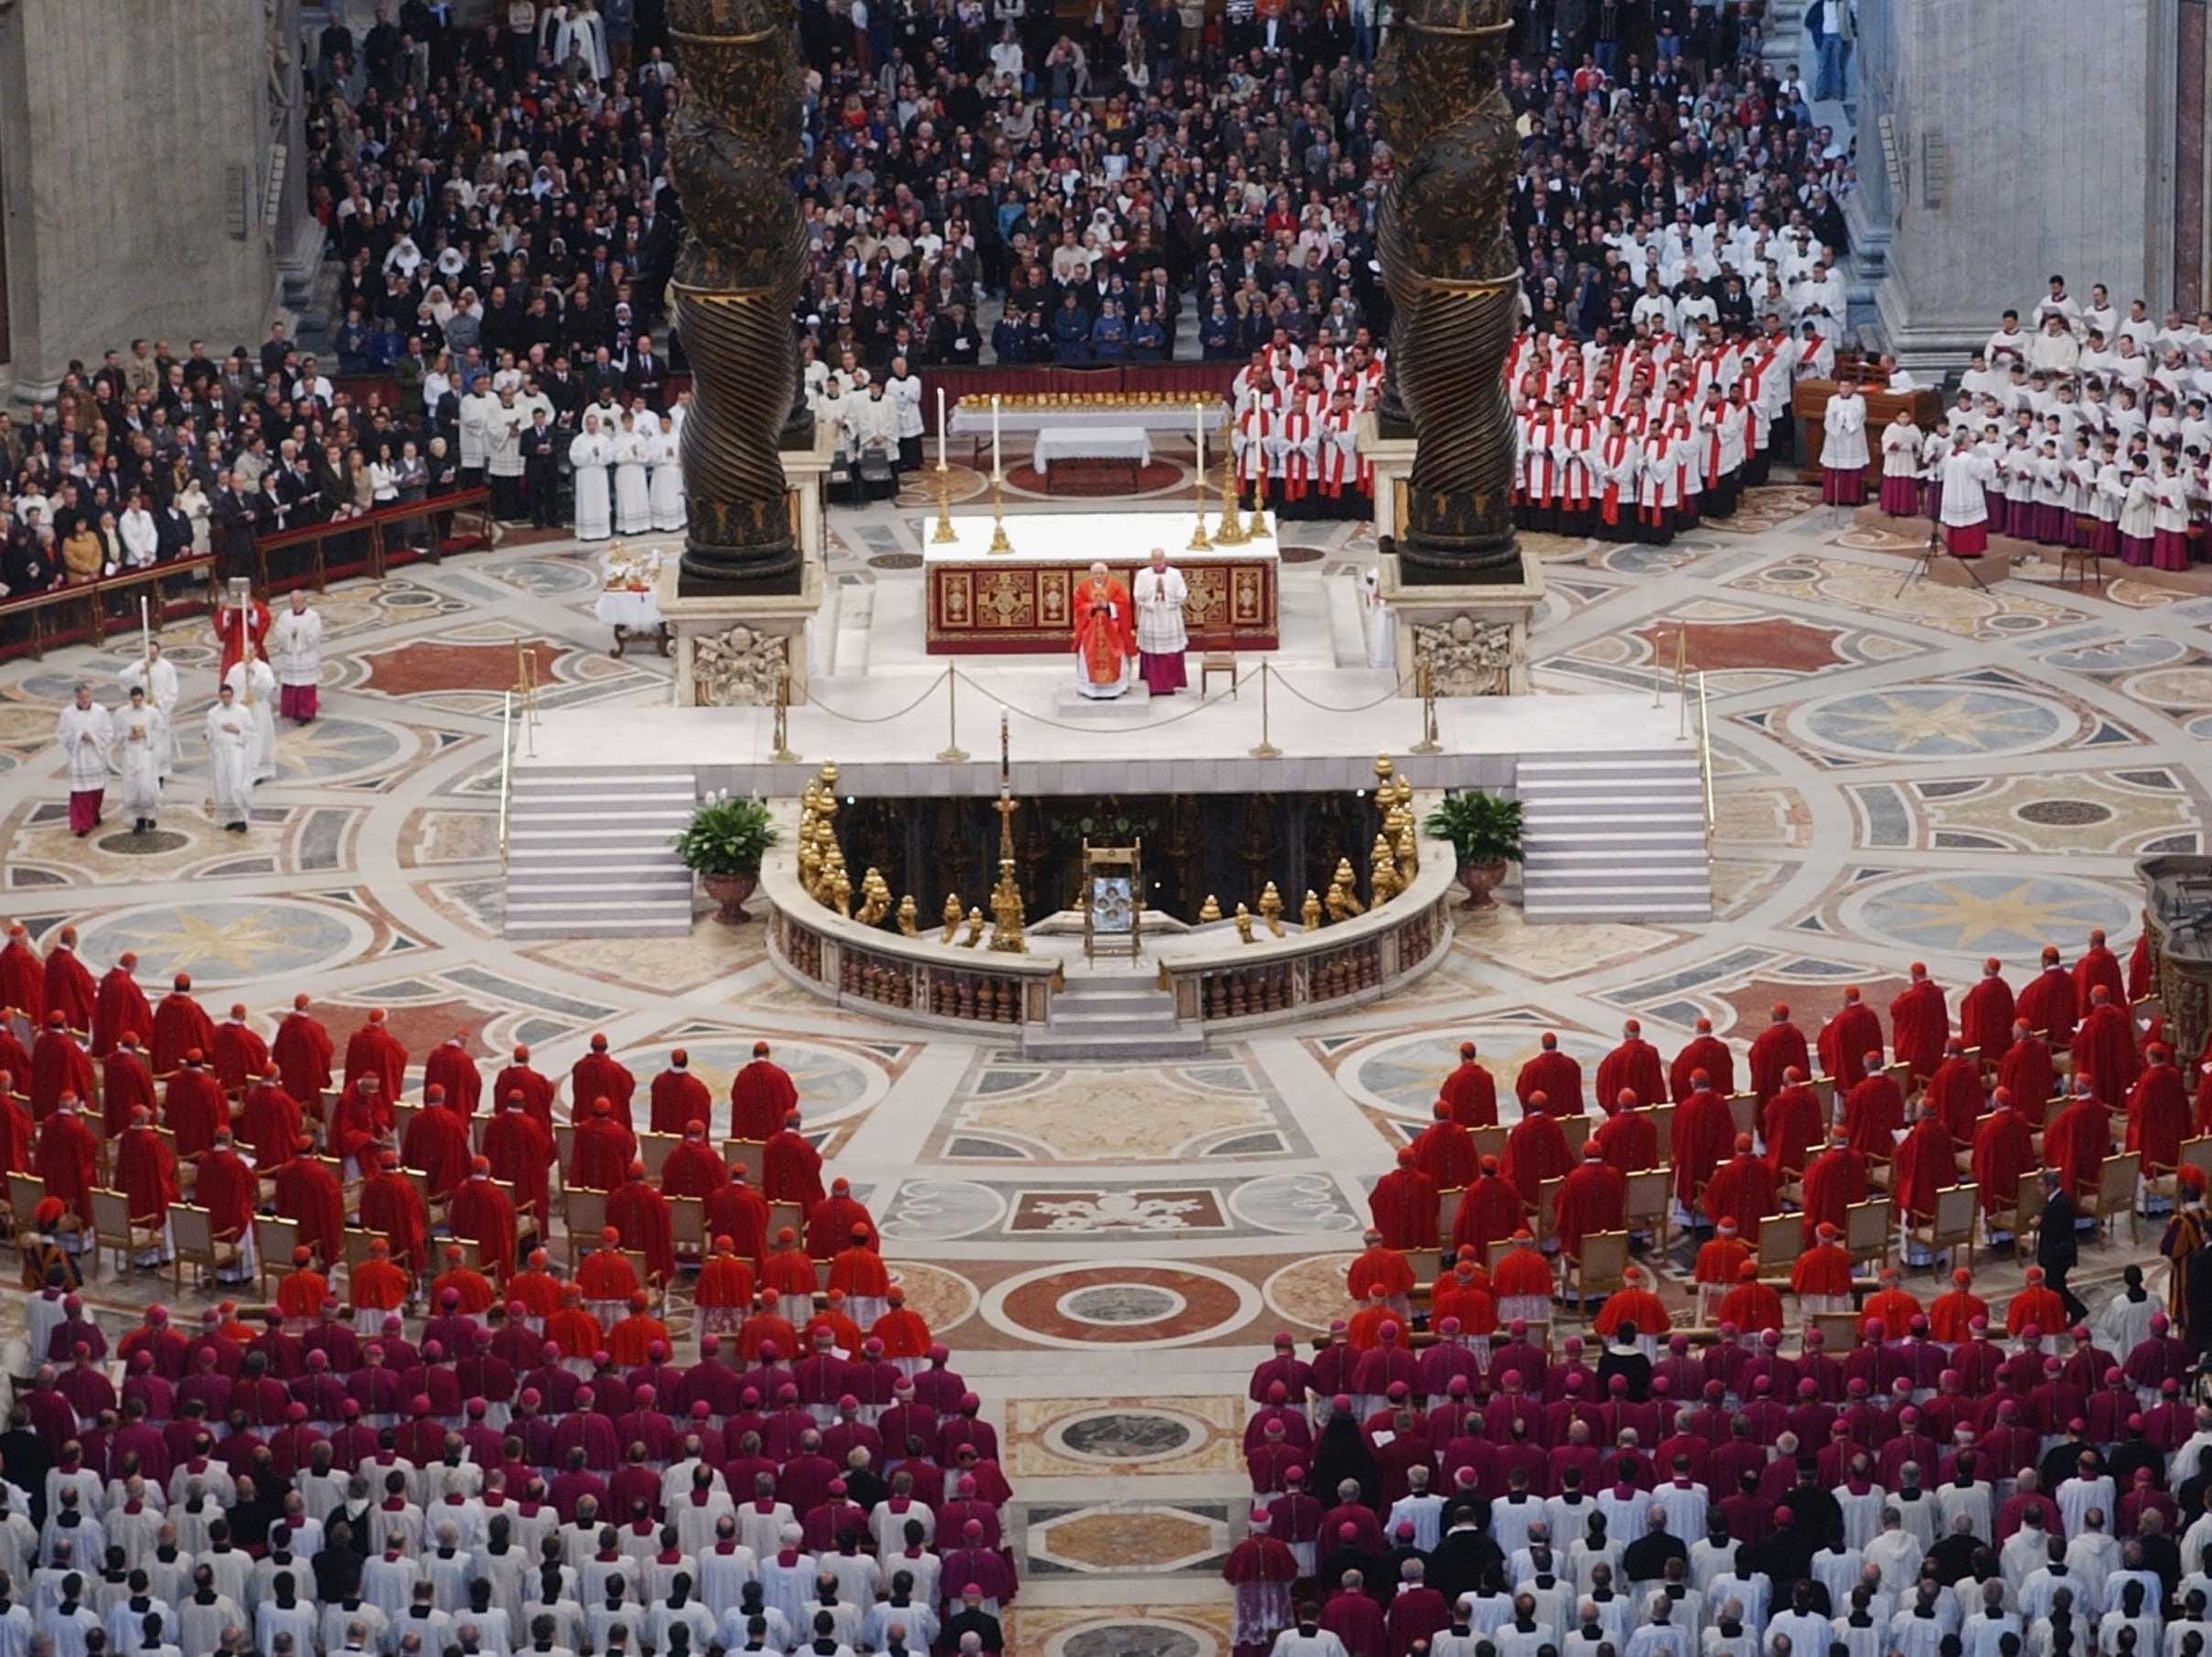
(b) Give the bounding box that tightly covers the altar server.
[113,686,166,835]
[205,684,253,832]
[268,591,325,723]
[223,652,279,785]
[117,642,179,779]
[1133,548,1190,697]
[57,684,112,838]
[1822,376,1870,506]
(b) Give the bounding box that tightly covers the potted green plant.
[674,791,779,924]
[1421,788,1523,909]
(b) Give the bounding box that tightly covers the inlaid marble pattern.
[1004,1396,1245,1478]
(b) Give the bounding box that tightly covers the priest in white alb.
[57,684,112,838]
[1821,375,1871,507]
[206,684,253,833]
[116,641,178,779]
[224,652,280,785]
[113,686,166,835]
[1132,547,1190,696]
[1937,434,1998,559]
[268,591,325,722]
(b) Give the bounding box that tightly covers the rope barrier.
[1266,668,1421,714]
[953,663,1266,737]
[802,668,956,727]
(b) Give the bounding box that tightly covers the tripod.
[1896,514,1989,596]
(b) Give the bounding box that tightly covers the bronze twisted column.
[1373,0,1523,583]
[669,0,811,594]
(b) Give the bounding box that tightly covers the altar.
[924,509,1279,655]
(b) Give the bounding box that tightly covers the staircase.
[504,767,698,938]
[1023,972,1206,1060]
[1515,753,1714,925]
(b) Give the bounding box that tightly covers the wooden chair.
[392,1102,419,1154]
[343,1226,392,1273]
[5,1172,46,1229]
[1844,1196,1892,1269]
[1650,1105,1675,1163]
[1468,1126,1508,1169]
[564,1188,607,1259]
[1757,1213,1800,1277]
[253,1215,303,1299]
[2008,1168,2046,1256]
[154,1128,194,1197]
[768,1198,806,1243]
[1534,1177,1563,1244]
[725,1138,766,1185]
[554,1124,577,1171]
[1905,1183,1978,1272]
[170,1204,243,1290]
[638,1132,680,1181]
[1569,1229,1630,1305]
[91,1188,160,1276]
[2058,535,2103,589]
[1727,1093,1758,1139]
[2183,1136,2212,1188]
[1809,1075,1839,1126]
[1813,1310,1865,1349]
[2085,1152,2142,1245]
[1625,1168,1670,1254]
[670,1194,706,1259]
[1437,1188,1465,1245]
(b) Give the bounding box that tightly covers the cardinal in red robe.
[1791,1222,1855,1303]
[358,1150,429,1269]
[2046,1084,2112,1197]
[805,1176,875,1258]
[272,1136,344,1265]
[343,1009,407,1098]
[1073,564,1136,692]
[401,1085,473,1199]
[1595,1090,1658,1173]
[660,1119,728,1202]
[1816,988,1884,1087]
[1801,1133,1868,1245]
[1369,1148,1439,1249]
[100,1035,156,1139]
[115,1107,179,1225]
[1672,1074,1734,1212]
[1595,1021,1665,1110]
[708,1171,772,1269]
[1408,1105,1477,1191]
[485,1093,554,1223]
[2074,928,2127,1009]
[1840,1056,1903,1161]
[1761,1068,1822,1178]
[34,1096,99,1224]
[91,953,153,1059]
[1437,1042,1498,1128]
[0,925,45,1027]
[1594,1264,1667,1339]
[422,1032,482,1119]
[763,1112,826,1209]
[1347,1231,1415,1304]
[1958,958,2015,1062]
[210,1007,268,1096]
[570,1034,636,1128]
[41,930,96,1035]
[214,595,271,679]
[1515,1033,1583,1113]
[1997,1021,2057,1128]
[607,1162,677,1285]
[1716,1260,1783,1333]
[241,1069,303,1172]
[326,1071,390,1168]
[161,1052,228,1159]
[1669,1018,1734,1102]
[0,1073,33,1175]
[30,1012,96,1120]
[2127,1045,2189,1173]
[1923,1041,1986,1141]
[1887,964,1950,1082]
[150,975,216,1075]
[1747,1004,1811,1104]
[1972,1088,2037,1222]
[648,1051,713,1138]
[2071,986,2143,1106]
[272,994,335,1104]
[195,1133,258,1246]
[1504,1096,1572,1208]
[493,1045,555,1138]
[1553,1142,1626,1262]
[2016,947,2079,1044]
[1891,1104,1956,1221]
[570,1096,636,1191]
[730,1041,798,1142]
[1451,1156,1524,1256]
[1703,1133,1779,1235]
[450,1158,519,1274]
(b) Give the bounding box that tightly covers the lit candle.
[936,387,947,470]
[991,394,1003,483]
[1193,399,1205,491]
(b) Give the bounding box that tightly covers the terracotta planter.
[1457,858,1510,909]
[701,870,759,924]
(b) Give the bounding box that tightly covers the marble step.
[1021,1028,1209,1060]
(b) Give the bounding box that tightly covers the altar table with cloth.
[924,509,1279,655]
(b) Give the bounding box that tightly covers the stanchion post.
[1249,663,1281,759]
[1410,660,1442,754]
[937,668,970,762]
[771,661,800,764]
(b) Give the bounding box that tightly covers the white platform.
[923,508,1280,569]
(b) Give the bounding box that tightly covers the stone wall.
[0,0,305,395]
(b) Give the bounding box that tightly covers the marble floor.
[2,461,2205,1656]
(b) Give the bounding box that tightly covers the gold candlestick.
[931,464,958,543]
[987,480,1013,554]
[1247,465,1273,540]
[1187,465,1213,551]
[1213,448,1247,545]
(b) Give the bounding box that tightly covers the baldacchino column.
[668,0,812,595]
[1372,0,1523,584]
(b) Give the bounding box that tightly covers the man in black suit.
[2039,1170,2089,1322]
[519,409,560,529]
[629,337,668,412]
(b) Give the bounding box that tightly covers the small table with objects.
[594,548,671,657]
[1031,425,1150,496]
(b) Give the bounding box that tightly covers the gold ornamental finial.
[1234,903,1256,943]
[940,893,963,941]
[1198,893,1223,923]
[1301,888,1324,931]
[1259,882,1285,936]
[896,895,919,936]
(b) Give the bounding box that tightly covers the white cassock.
[117,658,179,776]
[268,608,325,694]
[1823,392,1870,470]
[613,430,652,534]
[205,705,253,824]
[1133,565,1189,657]
[571,432,613,540]
[113,705,166,819]
[223,659,279,783]
[58,703,113,794]
[648,428,686,531]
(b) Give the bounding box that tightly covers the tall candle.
[936,387,947,469]
[991,394,1003,483]
[1193,400,1205,488]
